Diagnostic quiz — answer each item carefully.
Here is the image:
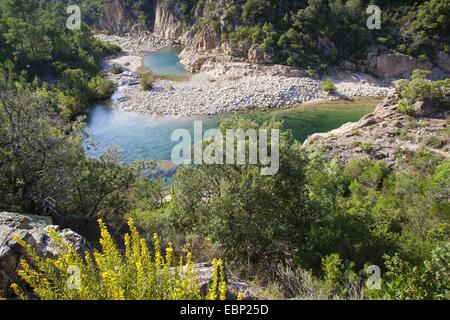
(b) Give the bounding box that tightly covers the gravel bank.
[114,73,389,116]
[95,33,176,55]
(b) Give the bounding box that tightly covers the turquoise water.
[143,47,190,77]
[86,48,379,162]
[85,99,378,162]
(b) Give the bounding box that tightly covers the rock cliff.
[304,91,450,168]
[154,0,184,39]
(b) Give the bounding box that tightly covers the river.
[86,48,380,162]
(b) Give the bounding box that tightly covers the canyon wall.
[154,0,184,39]
[99,0,184,37]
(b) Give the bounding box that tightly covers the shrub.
[377,37,389,45]
[12,218,228,300]
[397,70,450,103]
[88,75,115,100]
[424,136,447,149]
[417,54,430,63]
[359,142,373,153]
[397,44,408,53]
[319,64,328,75]
[321,80,337,93]
[136,67,156,91]
[368,243,450,300]
[306,67,315,78]
[287,56,295,66]
[397,99,416,115]
[111,64,123,75]
[140,73,155,91]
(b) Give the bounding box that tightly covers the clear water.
[85,98,379,162]
[86,48,379,162]
[142,47,190,77]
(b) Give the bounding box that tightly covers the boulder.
[342,61,356,72]
[414,98,439,117]
[375,53,428,79]
[0,212,85,297]
[193,263,256,299]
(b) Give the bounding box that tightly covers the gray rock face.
[154,0,184,40]
[0,212,85,297]
[375,54,428,79]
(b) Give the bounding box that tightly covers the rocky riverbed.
[95,33,176,55]
[98,33,390,116]
[114,74,389,116]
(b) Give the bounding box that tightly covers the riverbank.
[95,32,176,75]
[97,33,391,116]
[116,74,388,116]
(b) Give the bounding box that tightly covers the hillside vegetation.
[79,0,449,69]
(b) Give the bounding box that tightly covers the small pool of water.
[85,98,380,162]
[143,47,190,77]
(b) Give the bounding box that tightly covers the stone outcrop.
[187,26,221,52]
[154,0,184,39]
[194,263,256,299]
[100,0,150,34]
[375,53,433,79]
[304,91,450,168]
[0,212,85,297]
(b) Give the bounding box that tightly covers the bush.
[287,56,295,66]
[397,99,416,116]
[136,67,156,91]
[88,75,115,100]
[377,37,389,45]
[368,243,450,300]
[140,73,155,91]
[321,80,337,93]
[111,64,123,75]
[398,70,449,103]
[12,218,228,300]
[172,118,311,270]
[417,54,430,63]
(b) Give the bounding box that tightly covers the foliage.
[396,99,416,116]
[136,67,160,90]
[88,75,115,100]
[398,69,450,103]
[321,80,337,93]
[359,142,373,153]
[0,0,120,118]
[111,64,123,75]
[172,117,312,268]
[368,242,450,300]
[0,68,152,228]
[410,0,450,40]
[12,218,228,300]
[140,73,155,91]
[70,0,449,68]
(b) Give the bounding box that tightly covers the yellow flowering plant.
[12,218,228,300]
